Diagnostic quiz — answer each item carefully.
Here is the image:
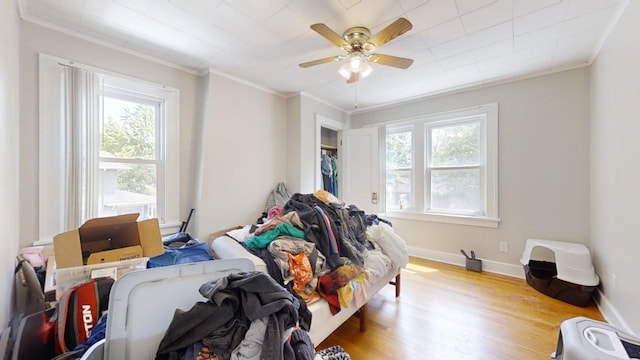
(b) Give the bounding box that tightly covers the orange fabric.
[288,252,313,294]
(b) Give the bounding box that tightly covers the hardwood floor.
[317,257,603,360]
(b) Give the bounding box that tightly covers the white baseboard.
[595,289,638,337]
[407,246,524,279]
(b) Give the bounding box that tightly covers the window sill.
[33,221,184,246]
[161,222,183,236]
[380,211,501,228]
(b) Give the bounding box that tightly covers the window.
[384,104,499,227]
[99,84,161,220]
[38,54,180,242]
[427,119,482,215]
[385,126,413,211]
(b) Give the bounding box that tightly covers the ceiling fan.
[299,18,414,83]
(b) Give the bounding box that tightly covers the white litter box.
[552,317,640,360]
[520,239,599,306]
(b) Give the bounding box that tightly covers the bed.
[209,194,408,346]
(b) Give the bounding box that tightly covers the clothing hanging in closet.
[321,151,338,197]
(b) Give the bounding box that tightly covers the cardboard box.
[53,213,163,268]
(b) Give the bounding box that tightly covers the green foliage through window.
[101,99,157,196]
[431,121,481,167]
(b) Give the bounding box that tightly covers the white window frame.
[37,54,181,243]
[382,103,499,228]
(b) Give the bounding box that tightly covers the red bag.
[54,277,113,354]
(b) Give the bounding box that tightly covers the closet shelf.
[321,144,337,151]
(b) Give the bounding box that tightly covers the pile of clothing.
[227,188,407,319]
[156,271,298,360]
[155,271,351,360]
[178,185,409,360]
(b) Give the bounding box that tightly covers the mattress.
[211,235,399,345]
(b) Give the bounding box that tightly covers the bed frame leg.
[356,273,400,333]
[359,303,368,332]
[388,273,401,297]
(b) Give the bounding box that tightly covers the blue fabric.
[162,232,197,246]
[74,313,108,351]
[148,242,213,268]
[321,154,332,175]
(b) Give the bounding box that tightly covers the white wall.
[351,68,591,275]
[18,21,202,246]
[590,1,640,336]
[0,0,21,329]
[194,73,288,240]
[286,95,302,193]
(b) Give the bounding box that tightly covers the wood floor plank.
[318,257,603,359]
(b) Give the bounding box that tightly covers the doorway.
[314,115,345,194]
[320,127,338,196]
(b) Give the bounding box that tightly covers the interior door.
[341,127,380,214]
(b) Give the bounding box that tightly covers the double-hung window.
[38,54,180,242]
[99,83,163,220]
[384,104,499,228]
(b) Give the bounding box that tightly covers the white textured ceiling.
[19,0,628,112]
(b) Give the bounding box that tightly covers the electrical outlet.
[499,241,508,253]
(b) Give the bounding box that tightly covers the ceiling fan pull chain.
[354,83,358,109]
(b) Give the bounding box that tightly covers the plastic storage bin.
[552,317,640,359]
[520,239,599,307]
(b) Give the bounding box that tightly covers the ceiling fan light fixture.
[349,56,362,69]
[338,60,373,82]
[360,62,373,78]
[338,63,352,79]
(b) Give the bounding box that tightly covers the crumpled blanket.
[366,223,408,269]
[316,263,360,315]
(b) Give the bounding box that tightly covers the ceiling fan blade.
[310,23,352,50]
[365,18,413,50]
[299,56,343,68]
[368,53,414,69]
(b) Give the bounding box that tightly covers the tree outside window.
[99,95,160,219]
[429,120,482,214]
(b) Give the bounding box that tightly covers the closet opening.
[320,127,339,197]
